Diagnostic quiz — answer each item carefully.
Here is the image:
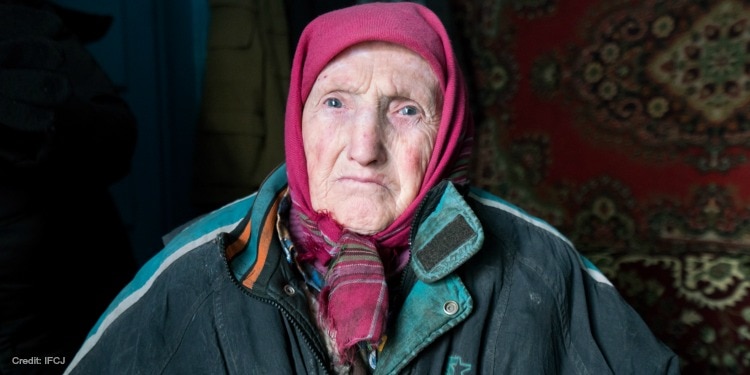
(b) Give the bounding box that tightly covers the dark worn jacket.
[65,166,680,374]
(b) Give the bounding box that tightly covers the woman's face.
[302,42,441,235]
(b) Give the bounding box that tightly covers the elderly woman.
[64,3,678,374]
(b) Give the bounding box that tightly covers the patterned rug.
[450,0,750,373]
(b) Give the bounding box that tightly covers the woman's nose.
[347,108,386,166]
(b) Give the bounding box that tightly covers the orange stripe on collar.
[226,219,251,261]
[242,192,283,289]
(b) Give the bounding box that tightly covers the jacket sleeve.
[64,195,256,374]
[575,257,681,374]
[63,240,225,375]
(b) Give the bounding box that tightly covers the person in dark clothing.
[0,1,138,374]
[64,3,678,374]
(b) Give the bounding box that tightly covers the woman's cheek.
[305,110,336,147]
[399,138,432,178]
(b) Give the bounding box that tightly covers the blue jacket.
[64,165,679,374]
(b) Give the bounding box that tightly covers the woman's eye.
[398,106,418,116]
[324,98,343,108]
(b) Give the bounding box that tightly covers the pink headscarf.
[285,2,474,252]
[283,2,474,364]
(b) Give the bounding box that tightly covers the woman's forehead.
[313,43,442,105]
[314,42,440,95]
[334,41,418,58]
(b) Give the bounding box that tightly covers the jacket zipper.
[221,248,334,375]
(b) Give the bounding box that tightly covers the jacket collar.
[409,180,485,283]
[229,170,485,289]
[227,165,289,290]
[378,181,483,374]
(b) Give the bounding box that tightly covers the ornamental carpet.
[450,0,750,373]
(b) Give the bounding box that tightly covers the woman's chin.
[331,203,394,235]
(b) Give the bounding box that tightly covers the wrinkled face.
[302,42,441,235]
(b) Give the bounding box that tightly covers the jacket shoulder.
[64,193,256,374]
[466,187,610,286]
[165,194,256,248]
[464,187,679,373]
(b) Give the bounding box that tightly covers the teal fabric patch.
[412,183,484,283]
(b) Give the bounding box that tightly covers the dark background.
[51,0,210,264]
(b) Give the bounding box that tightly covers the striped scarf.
[321,233,387,360]
[289,210,398,364]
